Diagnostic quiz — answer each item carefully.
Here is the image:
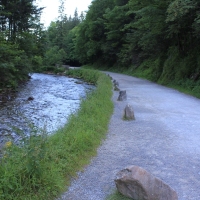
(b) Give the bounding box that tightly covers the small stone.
[123,104,135,120]
[115,165,178,200]
[75,81,82,84]
[27,96,34,101]
[117,90,127,101]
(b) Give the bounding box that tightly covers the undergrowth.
[0,68,113,199]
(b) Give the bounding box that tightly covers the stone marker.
[117,90,127,101]
[113,80,119,86]
[107,74,113,80]
[113,79,120,91]
[115,165,178,200]
[124,104,135,120]
[114,85,120,91]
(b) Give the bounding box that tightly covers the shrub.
[44,46,67,67]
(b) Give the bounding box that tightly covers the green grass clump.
[0,69,113,199]
[107,191,132,200]
[65,68,101,84]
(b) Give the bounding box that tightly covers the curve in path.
[59,72,200,200]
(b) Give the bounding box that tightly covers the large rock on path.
[115,165,178,200]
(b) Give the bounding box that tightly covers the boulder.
[115,165,178,200]
[117,90,127,101]
[123,104,135,120]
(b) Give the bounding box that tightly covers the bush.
[0,40,31,88]
[32,56,44,71]
[44,46,67,67]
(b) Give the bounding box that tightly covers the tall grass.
[0,69,113,199]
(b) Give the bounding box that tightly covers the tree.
[74,0,115,64]
[0,0,43,41]
[103,1,131,65]
[72,8,80,27]
[166,0,197,52]
[0,0,44,88]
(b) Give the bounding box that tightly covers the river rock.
[117,90,127,101]
[115,165,178,200]
[123,104,135,120]
[27,96,34,101]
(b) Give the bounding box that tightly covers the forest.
[1,0,200,92]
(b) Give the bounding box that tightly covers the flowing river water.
[0,73,94,147]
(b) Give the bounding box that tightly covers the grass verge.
[0,68,113,199]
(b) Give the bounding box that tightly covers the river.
[0,73,94,146]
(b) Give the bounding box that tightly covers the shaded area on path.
[59,72,200,200]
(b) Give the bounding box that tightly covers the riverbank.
[0,89,17,102]
[0,69,113,200]
[0,73,93,148]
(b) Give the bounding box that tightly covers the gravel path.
[59,72,200,200]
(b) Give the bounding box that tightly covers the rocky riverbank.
[0,73,94,146]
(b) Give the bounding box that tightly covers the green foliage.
[0,1,45,89]
[64,27,79,64]
[66,68,102,84]
[0,39,31,88]
[44,46,67,66]
[103,3,131,65]
[71,0,200,93]
[44,7,83,66]
[73,0,115,64]
[132,56,164,82]
[157,46,199,84]
[0,0,43,41]
[0,130,63,200]
[166,0,195,23]
[32,55,44,69]
[0,69,113,199]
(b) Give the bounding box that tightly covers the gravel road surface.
[59,72,200,200]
